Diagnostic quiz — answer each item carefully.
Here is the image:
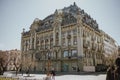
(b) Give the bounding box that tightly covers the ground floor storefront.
[35,59,95,72]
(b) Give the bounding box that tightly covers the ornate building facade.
[118,46,120,56]
[21,3,105,72]
[101,31,118,66]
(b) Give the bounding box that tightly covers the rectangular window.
[73,29,77,35]
[63,50,69,58]
[71,50,77,57]
[73,36,77,45]
[68,39,71,46]
[62,38,66,46]
[62,32,65,38]
[45,44,49,49]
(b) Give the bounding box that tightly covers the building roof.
[23,2,100,35]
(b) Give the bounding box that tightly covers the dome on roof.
[34,18,40,22]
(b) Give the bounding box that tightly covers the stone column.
[53,28,56,46]
[71,31,74,46]
[77,25,84,71]
[59,26,62,46]
[77,26,83,57]
[43,34,45,49]
[34,32,37,49]
[58,26,62,59]
[30,34,32,49]
[66,32,68,46]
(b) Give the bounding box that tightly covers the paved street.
[0,71,106,80]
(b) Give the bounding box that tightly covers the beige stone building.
[118,46,120,56]
[101,31,118,66]
[21,3,105,72]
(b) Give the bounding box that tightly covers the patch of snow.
[56,75,106,80]
[3,71,106,80]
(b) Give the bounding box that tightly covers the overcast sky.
[0,0,120,50]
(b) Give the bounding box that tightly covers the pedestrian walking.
[114,57,120,80]
[77,67,80,72]
[44,68,46,74]
[43,73,52,80]
[51,68,55,80]
[106,65,115,80]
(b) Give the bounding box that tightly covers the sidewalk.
[0,71,106,80]
[55,71,106,76]
[1,71,45,80]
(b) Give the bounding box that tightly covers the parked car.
[95,64,107,72]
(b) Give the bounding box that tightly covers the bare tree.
[0,51,9,75]
[22,56,35,76]
[13,57,21,75]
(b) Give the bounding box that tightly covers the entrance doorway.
[62,63,69,72]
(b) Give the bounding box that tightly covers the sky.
[0,0,120,50]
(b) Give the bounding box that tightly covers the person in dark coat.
[106,65,115,80]
[43,68,46,74]
[51,70,55,76]
[43,73,51,80]
[51,68,55,80]
[114,57,120,80]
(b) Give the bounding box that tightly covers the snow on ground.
[56,74,106,80]
[2,72,106,80]
[18,74,106,80]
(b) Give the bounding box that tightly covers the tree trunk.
[15,67,19,76]
[16,70,18,75]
